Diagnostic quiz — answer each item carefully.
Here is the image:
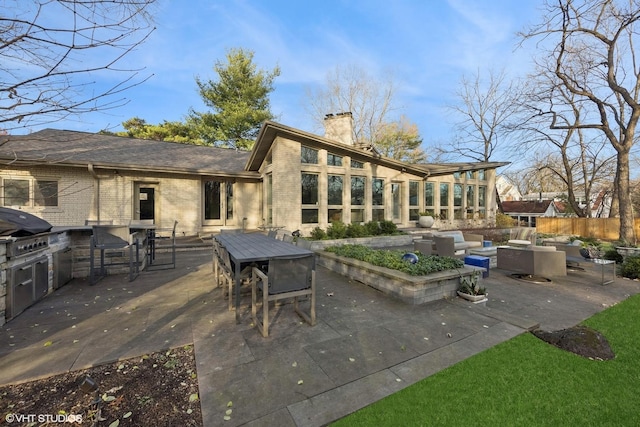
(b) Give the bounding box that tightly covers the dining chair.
[251,255,316,337]
[216,243,253,311]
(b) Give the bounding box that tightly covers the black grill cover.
[0,207,52,236]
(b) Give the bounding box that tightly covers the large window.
[409,181,419,221]
[351,176,365,223]
[372,178,384,221]
[466,185,475,219]
[424,182,435,216]
[478,185,487,219]
[453,183,463,219]
[301,146,318,164]
[2,178,58,207]
[266,174,273,225]
[302,173,319,223]
[391,183,401,222]
[439,183,449,220]
[328,175,343,222]
[351,159,364,169]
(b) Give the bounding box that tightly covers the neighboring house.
[501,200,563,227]
[496,175,522,202]
[0,113,509,236]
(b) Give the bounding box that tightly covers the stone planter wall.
[305,234,414,251]
[316,250,482,305]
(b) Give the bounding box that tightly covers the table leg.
[235,263,241,323]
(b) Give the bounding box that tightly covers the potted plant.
[457,272,487,302]
[418,210,435,228]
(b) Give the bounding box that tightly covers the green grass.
[332,294,640,426]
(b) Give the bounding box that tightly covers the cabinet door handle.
[19,279,33,286]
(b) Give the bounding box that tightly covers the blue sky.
[23,0,543,153]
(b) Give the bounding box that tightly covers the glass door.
[204,179,233,225]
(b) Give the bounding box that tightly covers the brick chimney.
[323,112,354,145]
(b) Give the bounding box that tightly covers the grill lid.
[0,207,52,237]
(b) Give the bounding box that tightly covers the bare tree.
[1,0,156,132]
[446,69,523,162]
[306,64,396,144]
[519,79,617,217]
[520,0,640,244]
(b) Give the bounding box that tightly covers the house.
[0,113,508,236]
[501,200,563,227]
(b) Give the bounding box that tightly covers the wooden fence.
[536,217,640,240]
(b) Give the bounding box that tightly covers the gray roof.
[0,129,257,178]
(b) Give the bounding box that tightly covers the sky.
[18,0,544,157]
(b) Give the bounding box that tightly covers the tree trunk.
[617,150,636,245]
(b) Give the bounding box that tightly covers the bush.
[327,221,347,239]
[309,227,327,240]
[365,221,381,236]
[620,255,640,279]
[495,212,516,228]
[346,222,367,238]
[379,220,398,235]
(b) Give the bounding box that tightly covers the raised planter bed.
[304,234,414,251]
[316,250,483,305]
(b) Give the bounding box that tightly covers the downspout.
[88,164,101,222]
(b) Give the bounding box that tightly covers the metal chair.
[147,220,178,270]
[251,255,316,337]
[89,225,139,285]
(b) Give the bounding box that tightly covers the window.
[372,178,384,221]
[478,185,486,219]
[466,170,475,179]
[351,176,365,223]
[351,159,364,169]
[466,185,475,219]
[439,182,449,220]
[301,146,318,164]
[328,175,343,205]
[453,183,463,219]
[478,169,486,180]
[3,179,30,206]
[327,153,343,166]
[328,175,343,222]
[391,183,401,222]
[453,172,461,179]
[424,182,436,215]
[301,173,319,223]
[351,176,365,205]
[2,178,59,207]
[266,174,273,225]
[409,181,419,221]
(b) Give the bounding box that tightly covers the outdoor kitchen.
[0,208,151,326]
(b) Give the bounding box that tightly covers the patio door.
[391,182,402,222]
[135,183,157,222]
[203,179,234,226]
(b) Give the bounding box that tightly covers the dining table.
[214,232,314,323]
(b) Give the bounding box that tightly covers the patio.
[1,247,639,426]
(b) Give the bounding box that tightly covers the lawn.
[332,293,640,426]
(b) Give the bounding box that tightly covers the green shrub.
[346,222,367,238]
[379,220,398,235]
[495,212,516,228]
[365,221,381,236]
[327,220,347,239]
[603,248,624,264]
[620,255,640,279]
[325,244,463,276]
[309,227,327,240]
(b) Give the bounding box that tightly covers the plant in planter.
[418,210,435,228]
[457,272,487,302]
